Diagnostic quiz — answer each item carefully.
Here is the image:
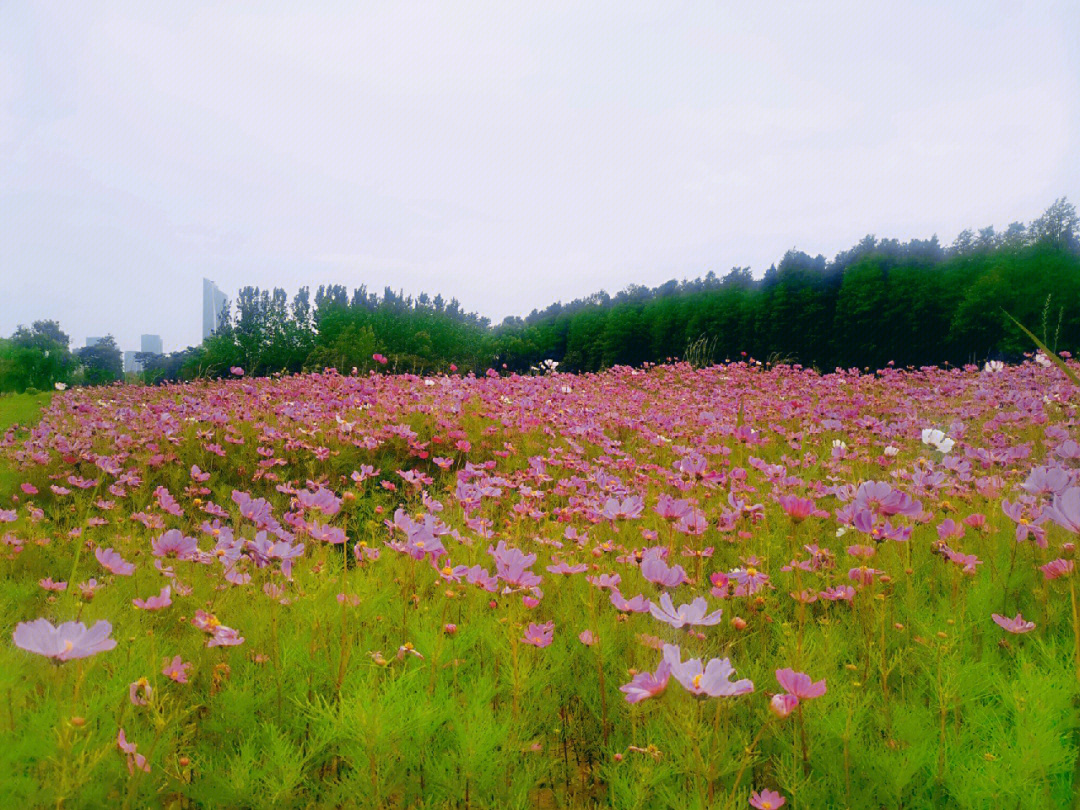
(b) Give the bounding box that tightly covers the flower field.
[1,361,1079,808]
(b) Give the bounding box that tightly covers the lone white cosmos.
[921,428,955,454]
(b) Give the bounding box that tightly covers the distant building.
[141,334,163,355]
[85,336,103,347]
[202,278,228,339]
[124,350,143,374]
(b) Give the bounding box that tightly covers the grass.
[0,391,54,497]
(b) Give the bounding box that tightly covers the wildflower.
[117,729,150,774]
[619,660,671,704]
[522,621,554,648]
[39,577,67,592]
[649,593,723,629]
[770,693,799,718]
[77,579,100,600]
[1041,558,1074,580]
[609,591,648,613]
[640,551,689,587]
[666,644,753,697]
[397,643,424,660]
[443,623,457,636]
[133,586,172,611]
[749,788,786,809]
[775,668,826,700]
[991,613,1035,634]
[13,619,116,661]
[152,530,198,560]
[162,655,191,684]
[128,677,152,706]
[1044,487,1080,534]
[95,547,135,576]
[921,428,955,454]
[983,360,1004,374]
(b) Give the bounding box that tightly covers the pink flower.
[649,593,723,629]
[117,728,150,774]
[95,547,135,576]
[13,618,116,661]
[162,655,191,684]
[39,577,67,592]
[578,630,597,646]
[230,366,244,376]
[152,530,198,560]
[775,668,826,700]
[373,353,388,365]
[991,613,1035,634]
[749,788,786,809]
[522,621,554,648]
[128,677,152,706]
[666,644,754,697]
[770,693,799,718]
[133,585,172,611]
[1041,558,1075,580]
[619,660,671,704]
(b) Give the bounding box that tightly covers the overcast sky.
[2,1,1079,352]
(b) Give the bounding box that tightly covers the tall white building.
[202,279,228,339]
[85,336,103,347]
[141,334,163,355]
[124,350,142,373]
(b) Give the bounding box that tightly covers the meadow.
[1,360,1078,808]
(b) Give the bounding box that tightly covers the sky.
[2,1,1079,353]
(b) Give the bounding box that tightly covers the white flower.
[560,385,573,394]
[54,382,67,391]
[836,527,848,537]
[832,439,847,451]
[1035,353,1052,368]
[424,379,435,387]
[883,445,899,457]
[921,428,954,454]
[983,360,1004,373]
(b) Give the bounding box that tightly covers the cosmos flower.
[522,621,554,648]
[619,660,671,704]
[13,619,116,661]
[775,668,826,700]
[95,547,135,576]
[117,729,150,774]
[991,613,1035,634]
[649,593,723,629]
[921,428,955,454]
[749,788,786,809]
[665,644,753,697]
[162,655,192,684]
[133,586,172,611]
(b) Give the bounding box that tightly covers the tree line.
[3,198,1078,392]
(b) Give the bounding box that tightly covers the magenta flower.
[13,619,116,661]
[95,547,135,576]
[665,644,753,697]
[1041,558,1075,580]
[649,593,723,629]
[152,530,198,560]
[522,621,554,648]
[769,693,799,718]
[162,655,191,684]
[132,585,172,611]
[749,788,786,809]
[609,590,652,613]
[775,495,826,523]
[619,660,672,704]
[207,626,245,647]
[578,630,597,646]
[117,728,150,774]
[991,613,1035,634]
[640,552,689,587]
[775,668,826,700]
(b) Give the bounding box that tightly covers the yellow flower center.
[63,640,74,652]
[692,674,702,690]
[442,566,453,576]
[746,567,758,577]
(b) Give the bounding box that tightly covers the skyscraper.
[85,336,103,347]
[140,334,163,355]
[123,350,142,373]
[202,279,228,339]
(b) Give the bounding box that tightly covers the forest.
[2,198,1078,391]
